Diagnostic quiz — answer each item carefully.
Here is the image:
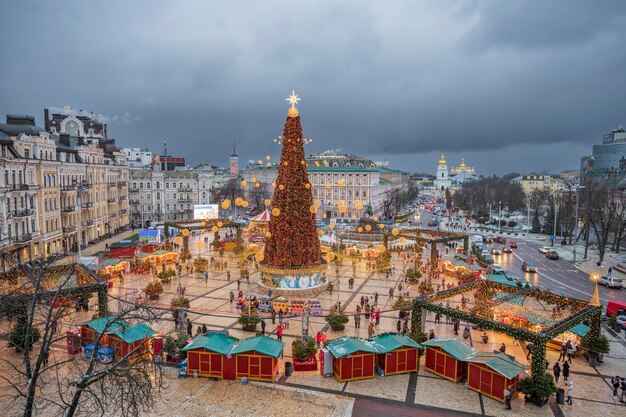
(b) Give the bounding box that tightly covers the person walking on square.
[526,342,533,359]
[261,319,266,336]
[348,277,354,289]
[229,291,234,304]
[428,329,435,340]
[186,319,192,337]
[504,385,512,410]
[566,340,575,364]
[355,312,361,329]
[566,381,573,405]
[237,279,241,290]
[364,304,371,320]
[204,271,209,283]
[558,342,567,362]
[453,319,459,336]
[389,287,394,300]
[434,312,441,324]
[321,332,327,347]
[368,321,375,339]
[397,320,401,333]
[553,362,561,384]
[562,361,570,382]
[276,324,283,341]
[271,309,276,325]
[283,316,289,330]
[316,331,322,348]
[499,343,506,354]
[611,375,621,398]
[375,308,381,326]
[374,291,378,305]
[227,270,231,281]
[620,377,626,403]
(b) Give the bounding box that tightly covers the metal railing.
[62,206,76,213]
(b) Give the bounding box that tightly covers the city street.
[419,209,626,306]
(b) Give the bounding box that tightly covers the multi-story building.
[0,111,129,270]
[510,173,565,195]
[581,124,626,184]
[241,151,410,219]
[122,147,153,168]
[128,168,216,226]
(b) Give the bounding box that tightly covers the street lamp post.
[589,273,600,307]
[572,185,584,262]
[498,201,502,233]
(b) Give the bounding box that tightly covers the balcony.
[12,208,34,217]
[180,187,193,192]
[81,201,94,209]
[118,195,127,201]
[61,185,76,192]
[107,197,117,203]
[14,233,32,243]
[117,181,127,186]
[62,206,76,213]
[110,211,118,217]
[62,226,76,234]
[11,183,30,191]
[178,198,193,203]
[83,220,95,226]
[129,199,139,204]
[118,209,128,215]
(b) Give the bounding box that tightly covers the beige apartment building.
[0,112,129,270]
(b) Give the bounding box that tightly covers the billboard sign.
[194,204,219,220]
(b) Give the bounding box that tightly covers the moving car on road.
[508,241,518,248]
[484,254,494,264]
[597,275,623,289]
[493,236,506,244]
[491,247,502,255]
[521,261,537,273]
[538,246,552,254]
[503,246,512,253]
[616,315,626,331]
[545,250,559,260]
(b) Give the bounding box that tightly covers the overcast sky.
[1,1,625,175]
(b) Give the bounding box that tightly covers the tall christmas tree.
[263,92,322,268]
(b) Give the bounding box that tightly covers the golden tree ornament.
[242,201,249,208]
[318,230,324,236]
[266,231,272,238]
[255,183,260,188]
[182,229,190,237]
[222,199,231,209]
[357,227,363,233]
[264,199,271,206]
[305,183,311,189]
[271,208,281,217]
[392,228,399,236]
[241,180,247,187]
[200,221,206,227]
[228,215,233,220]
[174,236,183,245]
[217,221,223,228]
[212,226,219,233]
[279,184,285,190]
[251,177,257,183]
[365,224,372,231]
[235,197,243,206]
[309,205,318,214]
[378,224,385,229]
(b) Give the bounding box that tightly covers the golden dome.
[438,152,446,165]
[459,158,466,167]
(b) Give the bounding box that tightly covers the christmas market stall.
[108,241,138,258]
[95,259,130,281]
[466,352,527,402]
[547,323,588,355]
[370,333,421,376]
[325,336,379,382]
[421,338,474,383]
[228,335,283,382]
[182,333,238,379]
[80,316,128,346]
[107,323,157,363]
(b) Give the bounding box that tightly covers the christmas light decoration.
[222,200,231,209]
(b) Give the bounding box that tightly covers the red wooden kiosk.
[325,337,379,382]
[466,352,526,402]
[182,333,238,379]
[421,338,475,383]
[79,316,129,346]
[107,323,157,363]
[370,334,421,376]
[228,336,283,382]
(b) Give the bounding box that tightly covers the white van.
[470,234,484,244]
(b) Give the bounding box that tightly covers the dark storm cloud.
[0,0,625,174]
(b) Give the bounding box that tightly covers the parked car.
[521,261,537,273]
[616,315,626,331]
[598,275,623,289]
[538,246,552,254]
[492,264,505,274]
[484,236,493,244]
[508,241,518,248]
[494,236,507,244]
[503,246,512,253]
[545,251,559,260]
[491,248,502,255]
[484,254,494,264]
[607,301,626,317]
[614,262,626,273]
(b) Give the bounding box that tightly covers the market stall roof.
[370,334,421,353]
[325,336,379,358]
[182,333,238,354]
[228,335,283,358]
[485,274,518,287]
[98,259,125,268]
[250,210,271,222]
[468,352,527,379]
[420,338,476,361]
[83,316,129,334]
[110,323,156,344]
[0,264,106,297]
[110,241,137,248]
[139,230,159,238]
[452,259,483,271]
[568,323,590,337]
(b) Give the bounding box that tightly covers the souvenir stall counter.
[182,333,238,379]
[370,334,421,376]
[325,337,379,382]
[229,336,283,382]
[108,323,157,363]
[421,338,475,383]
[466,352,527,402]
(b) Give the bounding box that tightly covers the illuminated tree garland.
[262,104,322,268]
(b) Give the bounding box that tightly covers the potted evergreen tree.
[292,338,318,371]
[238,304,261,331]
[518,372,557,406]
[325,305,349,331]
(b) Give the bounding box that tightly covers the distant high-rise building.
[581,124,626,184]
[159,141,186,171]
[122,147,153,168]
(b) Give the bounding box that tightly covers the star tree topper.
[286,91,301,117]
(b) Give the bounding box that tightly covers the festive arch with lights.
[411,279,601,379]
